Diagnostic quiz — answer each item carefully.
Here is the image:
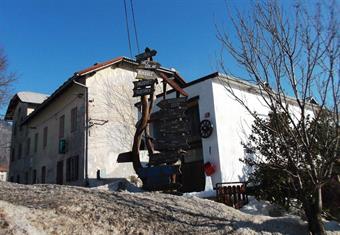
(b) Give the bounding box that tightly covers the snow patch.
[94,176,143,193]
[240,196,276,216]
[183,189,216,198]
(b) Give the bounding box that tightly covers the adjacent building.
[5,57,185,186]
[149,72,315,193]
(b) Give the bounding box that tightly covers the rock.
[0,182,335,234]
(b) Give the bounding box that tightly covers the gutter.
[72,80,89,186]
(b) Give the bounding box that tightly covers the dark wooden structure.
[128,48,190,191]
[215,182,248,209]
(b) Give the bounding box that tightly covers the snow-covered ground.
[184,190,340,234]
[0,182,339,234]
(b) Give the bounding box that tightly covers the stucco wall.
[0,172,7,181]
[9,84,86,185]
[86,64,166,179]
[86,66,137,179]
[211,79,269,184]
[151,76,283,190]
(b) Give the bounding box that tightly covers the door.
[179,98,205,192]
[41,166,46,184]
[56,160,63,185]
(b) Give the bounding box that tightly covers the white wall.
[86,66,137,179]
[211,79,269,184]
[154,76,274,190]
[0,172,7,181]
[181,80,220,191]
[86,65,166,179]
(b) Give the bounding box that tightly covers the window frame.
[43,126,48,148]
[34,133,38,153]
[66,155,79,182]
[70,107,77,132]
[41,166,46,183]
[26,138,31,156]
[59,115,65,138]
[18,143,22,159]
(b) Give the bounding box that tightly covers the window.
[66,155,79,182]
[43,127,48,148]
[18,108,22,132]
[18,143,22,159]
[32,169,37,184]
[17,107,21,118]
[59,115,65,138]
[34,133,38,153]
[13,122,16,136]
[41,166,46,183]
[71,107,77,132]
[26,138,31,156]
[186,100,201,139]
[16,174,20,183]
[56,160,63,185]
[10,176,14,182]
[25,171,29,184]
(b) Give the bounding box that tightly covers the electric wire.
[130,0,140,53]
[123,0,133,58]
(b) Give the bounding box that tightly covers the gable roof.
[7,56,186,123]
[151,71,320,110]
[16,91,49,104]
[74,56,186,85]
[5,91,49,120]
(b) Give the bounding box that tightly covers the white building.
[5,57,185,186]
[5,55,310,192]
[149,72,309,193]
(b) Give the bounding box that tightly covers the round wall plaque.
[200,119,213,138]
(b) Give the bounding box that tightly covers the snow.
[183,189,216,198]
[240,196,340,233]
[17,91,49,104]
[95,177,143,193]
[0,182,339,234]
[240,196,283,216]
[186,191,340,234]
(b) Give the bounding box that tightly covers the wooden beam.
[158,72,188,97]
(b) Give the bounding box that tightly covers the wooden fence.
[215,182,248,209]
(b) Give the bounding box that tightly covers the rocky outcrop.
[0,182,317,234]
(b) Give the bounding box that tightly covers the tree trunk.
[303,187,326,235]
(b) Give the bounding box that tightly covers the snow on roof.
[16,91,49,104]
[4,91,49,120]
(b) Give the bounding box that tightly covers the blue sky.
[0,0,252,114]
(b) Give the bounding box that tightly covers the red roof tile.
[75,56,125,76]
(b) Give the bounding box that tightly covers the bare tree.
[217,1,339,234]
[0,48,14,109]
[101,78,137,149]
[0,120,11,166]
[0,48,14,170]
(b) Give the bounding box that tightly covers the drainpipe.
[72,80,89,186]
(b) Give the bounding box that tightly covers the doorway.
[56,160,63,185]
[179,98,205,192]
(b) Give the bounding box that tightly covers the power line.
[123,0,133,58]
[130,0,140,53]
